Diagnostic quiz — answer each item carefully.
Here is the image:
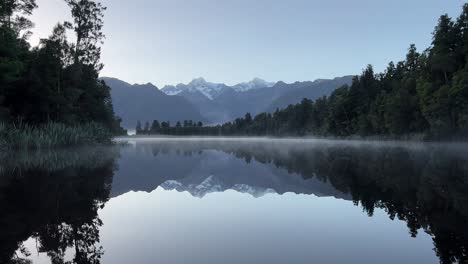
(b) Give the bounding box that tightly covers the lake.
[1,137,468,264]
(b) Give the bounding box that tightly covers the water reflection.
[0,147,119,264]
[114,139,468,264]
[1,139,468,264]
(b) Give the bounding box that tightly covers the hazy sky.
[30,0,464,87]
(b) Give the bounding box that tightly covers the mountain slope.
[212,76,353,121]
[105,76,353,127]
[177,90,230,124]
[161,77,274,99]
[102,77,207,129]
[264,76,354,112]
[232,78,275,92]
[160,76,352,123]
[162,78,232,100]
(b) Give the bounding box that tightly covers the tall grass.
[0,122,113,150]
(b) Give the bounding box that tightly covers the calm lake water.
[1,137,468,264]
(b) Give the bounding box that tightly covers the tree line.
[136,119,204,135]
[139,4,468,139]
[0,0,125,134]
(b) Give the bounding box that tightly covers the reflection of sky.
[19,138,459,264]
[97,188,437,264]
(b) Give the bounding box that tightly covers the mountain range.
[103,76,353,129]
[102,77,207,128]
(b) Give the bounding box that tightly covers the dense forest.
[0,0,125,144]
[139,4,468,140]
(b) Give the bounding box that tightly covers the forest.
[0,0,125,148]
[139,4,468,140]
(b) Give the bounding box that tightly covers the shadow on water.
[1,138,468,263]
[0,147,119,264]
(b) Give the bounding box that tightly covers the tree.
[144,121,150,134]
[455,3,468,67]
[64,0,106,68]
[0,0,37,122]
[245,113,252,124]
[136,120,142,134]
[449,67,468,135]
[0,0,124,136]
[405,44,420,73]
[151,120,160,133]
[0,0,37,33]
[431,14,457,84]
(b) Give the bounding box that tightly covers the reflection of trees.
[0,147,119,264]
[144,140,468,264]
[242,144,468,264]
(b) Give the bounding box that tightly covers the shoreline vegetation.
[0,122,114,150]
[0,0,126,150]
[133,120,433,141]
[136,4,468,141]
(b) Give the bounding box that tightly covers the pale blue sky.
[31,0,465,87]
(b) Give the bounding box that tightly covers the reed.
[0,122,113,150]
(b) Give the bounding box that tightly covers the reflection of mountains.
[111,143,349,199]
[114,138,468,264]
[1,139,468,264]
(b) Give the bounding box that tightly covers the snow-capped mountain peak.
[160,176,277,198]
[161,77,275,99]
[233,78,275,92]
[188,77,208,86]
[161,78,230,100]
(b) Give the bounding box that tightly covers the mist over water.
[2,137,468,264]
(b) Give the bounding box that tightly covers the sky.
[30,0,465,87]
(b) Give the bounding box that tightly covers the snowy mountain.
[160,176,276,198]
[105,75,353,125]
[102,77,207,128]
[232,78,275,92]
[161,77,274,100]
[161,78,233,100]
[110,141,351,199]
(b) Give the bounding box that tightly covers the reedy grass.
[0,122,113,150]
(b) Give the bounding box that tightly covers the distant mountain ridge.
[103,76,353,128]
[232,78,276,92]
[266,76,354,112]
[102,77,207,129]
[160,76,353,123]
[161,77,274,99]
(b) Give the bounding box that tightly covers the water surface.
[2,138,468,264]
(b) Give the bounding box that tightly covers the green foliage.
[0,0,125,140]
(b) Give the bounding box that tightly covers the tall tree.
[64,0,106,69]
[0,0,37,32]
[431,14,457,85]
[136,120,142,134]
